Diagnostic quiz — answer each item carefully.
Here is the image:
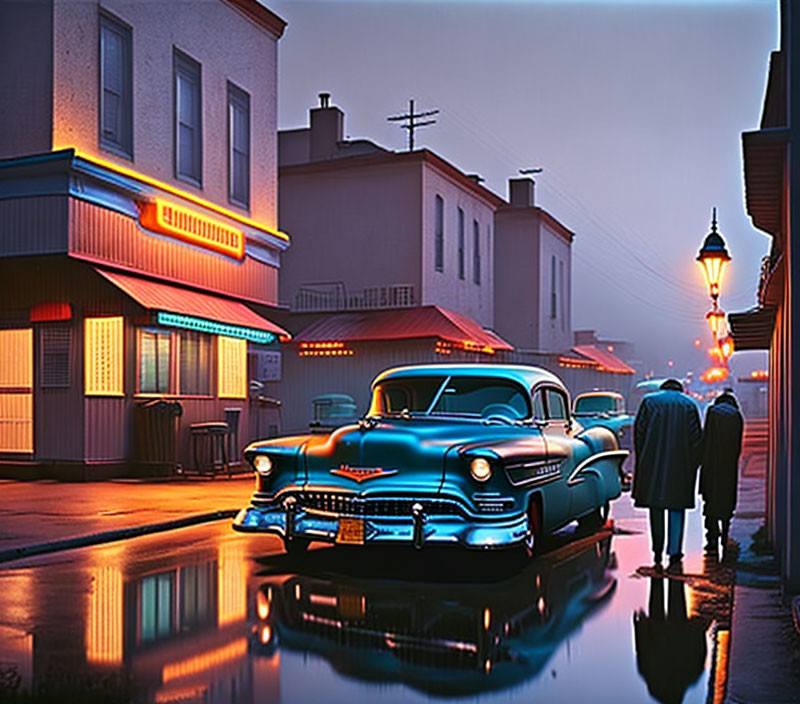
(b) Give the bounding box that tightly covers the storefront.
[0,149,289,479]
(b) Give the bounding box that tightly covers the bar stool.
[189,421,230,478]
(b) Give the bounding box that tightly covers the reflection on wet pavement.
[0,495,734,703]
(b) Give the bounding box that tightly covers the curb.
[0,509,239,565]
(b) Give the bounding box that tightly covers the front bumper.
[232,498,528,550]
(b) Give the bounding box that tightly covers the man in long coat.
[700,389,744,556]
[633,379,702,572]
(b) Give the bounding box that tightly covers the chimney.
[509,178,535,207]
[310,92,344,161]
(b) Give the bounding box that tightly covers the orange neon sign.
[140,199,245,260]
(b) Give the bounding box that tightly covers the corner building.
[0,0,289,478]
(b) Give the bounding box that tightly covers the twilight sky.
[268,0,777,377]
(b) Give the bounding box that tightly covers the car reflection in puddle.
[250,532,616,697]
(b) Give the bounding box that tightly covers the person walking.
[699,388,744,559]
[633,379,703,573]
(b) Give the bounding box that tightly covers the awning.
[742,128,788,238]
[573,345,635,374]
[728,307,776,351]
[294,305,513,352]
[95,268,290,344]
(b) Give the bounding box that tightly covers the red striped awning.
[94,268,290,340]
[573,345,635,374]
[294,306,513,352]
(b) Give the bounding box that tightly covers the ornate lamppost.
[697,208,733,383]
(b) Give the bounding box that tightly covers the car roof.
[372,363,565,391]
[574,390,623,399]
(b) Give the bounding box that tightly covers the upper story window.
[174,49,202,186]
[227,82,250,208]
[457,208,465,280]
[434,195,444,272]
[473,219,481,285]
[99,13,133,158]
[550,255,557,319]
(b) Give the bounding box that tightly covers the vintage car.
[233,364,628,554]
[572,390,634,451]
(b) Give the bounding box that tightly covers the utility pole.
[387,99,439,151]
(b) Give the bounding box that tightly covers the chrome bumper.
[232,501,528,550]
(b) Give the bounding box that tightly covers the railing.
[293,283,416,312]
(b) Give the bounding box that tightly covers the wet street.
[0,493,733,704]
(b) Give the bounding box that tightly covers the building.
[0,0,289,478]
[728,0,799,590]
[278,94,503,328]
[494,178,573,354]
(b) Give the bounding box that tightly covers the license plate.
[336,517,364,545]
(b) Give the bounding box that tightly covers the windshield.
[369,376,531,419]
[574,395,622,415]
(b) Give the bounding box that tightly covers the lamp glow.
[696,208,731,301]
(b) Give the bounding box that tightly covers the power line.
[387,99,439,151]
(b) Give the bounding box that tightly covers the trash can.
[134,399,183,475]
[224,408,242,466]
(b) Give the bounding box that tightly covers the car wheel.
[524,499,542,558]
[283,537,310,554]
[579,501,609,532]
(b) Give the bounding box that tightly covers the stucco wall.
[0,0,53,158]
[539,221,572,353]
[493,208,541,350]
[420,163,495,328]
[278,160,423,307]
[50,0,280,228]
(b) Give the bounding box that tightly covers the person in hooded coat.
[633,379,702,571]
[699,389,744,555]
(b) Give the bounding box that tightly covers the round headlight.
[470,458,492,482]
[254,455,273,476]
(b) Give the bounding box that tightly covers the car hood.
[301,418,516,492]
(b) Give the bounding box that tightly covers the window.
[140,572,174,643]
[99,13,132,158]
[532,390,546,420]
[227,83,250,208]
[174,50,202,185]
[42,326,71,388]
[0,329,33,453]
[457,208,465,279]
[473,220,481,285]
[559,260,565,331]
[138,329,170,394]
[545,388,568,421]
[137,328,211,396]
[85,317,124,396]
[434,195,444,272]
[179,330,211,395]
[550,256,557,319]
[217,337,246,399]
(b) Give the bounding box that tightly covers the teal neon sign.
[156,312,276,344]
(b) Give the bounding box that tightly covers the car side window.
[532,390,546,420]
[545,389,568,422]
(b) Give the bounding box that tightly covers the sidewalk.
[0,476,253,562]
[725,471,800,702]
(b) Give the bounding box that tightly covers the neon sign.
[156,312,275,344]
[140,199,245,260]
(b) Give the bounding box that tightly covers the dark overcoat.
[699,393,744,519]
[632,390,702,509]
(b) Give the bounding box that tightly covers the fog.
[270,0,776,377]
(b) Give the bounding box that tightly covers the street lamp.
[706,308,727,337]
[696,207,731,302]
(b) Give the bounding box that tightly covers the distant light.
[668,360,674,367]
[694,338,702,348]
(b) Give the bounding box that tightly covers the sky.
[268,0,777,377]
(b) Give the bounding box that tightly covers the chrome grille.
[296,492,461,517]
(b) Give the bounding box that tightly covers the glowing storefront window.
[217,543,247,627]
[0,329,33,453]
[217,337,246,399]
[85,317,124,396]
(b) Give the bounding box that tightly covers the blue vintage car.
[233,364,628,554]
[572,390,634,451]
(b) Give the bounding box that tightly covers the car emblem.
[330,465,398,482]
